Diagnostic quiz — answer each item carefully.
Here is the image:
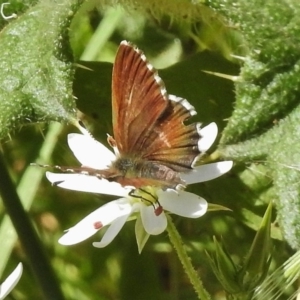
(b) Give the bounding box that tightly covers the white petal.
[0,263,23,299]
[93,213,130,248]
[181,161,233,185]
[68,133,115,169]
[46,172,131,196]
[59,199,132,245]
[198,122,218,151]
[140,204,167,235]
[158,190,208,218]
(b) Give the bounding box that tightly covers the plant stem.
[166,214,211,300]
[0,123,65,300]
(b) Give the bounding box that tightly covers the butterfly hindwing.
[141,95,202,171]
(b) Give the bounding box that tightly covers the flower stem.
[0,121,65,299]
[0,151,65,300]
[208,150,221,162]
[166,214,211,300]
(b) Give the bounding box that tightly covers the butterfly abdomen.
[112,156,184,188]
[139,161,184,187]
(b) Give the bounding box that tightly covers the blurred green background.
[0,0,298,299]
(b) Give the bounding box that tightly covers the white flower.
[0,263,23,300]
[54,188,209,251]
[45,123,233,251]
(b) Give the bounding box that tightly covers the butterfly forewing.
[112,41,203,184]
[112,41,168,155]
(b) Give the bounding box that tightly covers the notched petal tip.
[58,224,100,245]
[198,122,218,152]
[53,180,65,186]
[46,172,65,186]
[67,133,115,169]
[45,172,130,196]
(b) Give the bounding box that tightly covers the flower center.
[129,187,163,215]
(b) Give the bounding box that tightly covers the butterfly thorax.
[111,155,184,189]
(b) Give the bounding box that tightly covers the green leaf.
[206,237,241,294]
[205,1,300,144]
[204,0,300,250]
[218,60,300,251]
[135,215,150,254]
[240,202,272,289]
[0,0,84,139]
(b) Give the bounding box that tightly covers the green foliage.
[1,0,300,299]
[208,0,300,144]
[0,0,82,139]
[203,0,300,251]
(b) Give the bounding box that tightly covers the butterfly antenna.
[30,163,77,173]
[139,188,158,202]
[129,189,163,216]
[129,190,154,207]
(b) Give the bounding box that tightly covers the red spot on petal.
[93,221,103,229]
[155,206,163,216]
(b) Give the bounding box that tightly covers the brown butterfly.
[98,41,205,189]
[42,41,214,190]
